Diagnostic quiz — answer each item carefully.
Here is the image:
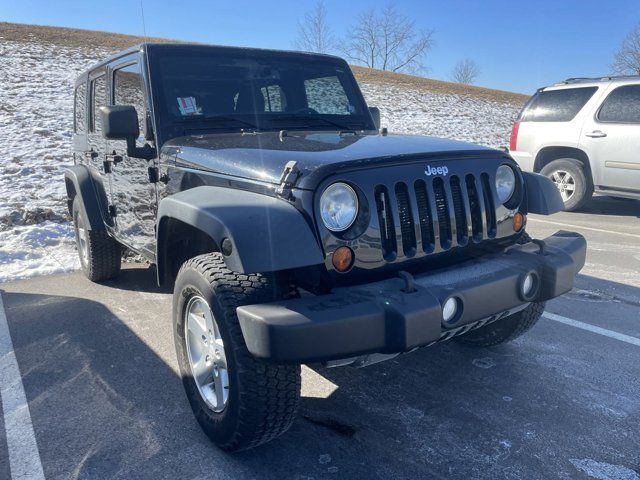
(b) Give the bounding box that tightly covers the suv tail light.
[509,121,520,151]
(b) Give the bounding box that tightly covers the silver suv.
[509,76,640,211]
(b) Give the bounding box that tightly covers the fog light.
[519,271,539,301]
[332,246,354,272]
[513,212,525,232]
[442,297,460,324]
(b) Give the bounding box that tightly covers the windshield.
[148,46,374,142]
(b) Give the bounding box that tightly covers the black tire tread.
[73,198,121,282]
[177,253,300,451]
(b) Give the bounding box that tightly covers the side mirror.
[100,105,139,140]
[369,106,381,131]
[100,105,155,160]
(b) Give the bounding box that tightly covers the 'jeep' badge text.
[424,165,448,176]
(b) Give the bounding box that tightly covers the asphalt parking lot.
[1,196,639,480]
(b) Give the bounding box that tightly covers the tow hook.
[531,239,547,255]
[398,271,416,293]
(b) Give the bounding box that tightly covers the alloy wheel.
[184,295,229,412]
[550,170,576,202]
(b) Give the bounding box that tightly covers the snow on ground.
[0,39,110,281]
[0,38,520,282]
[360,83,519,147]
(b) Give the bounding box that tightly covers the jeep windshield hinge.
[276,161,301,199]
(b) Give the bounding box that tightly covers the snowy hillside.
[0,25,524,282]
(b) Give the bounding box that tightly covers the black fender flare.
[63,165,110,230]
[156,186,324,278]
[523,171,564,215]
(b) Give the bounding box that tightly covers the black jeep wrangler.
[66,43,586,451]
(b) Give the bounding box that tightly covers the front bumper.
[237,231,586,363]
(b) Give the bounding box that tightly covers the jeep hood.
[164,131,501,190]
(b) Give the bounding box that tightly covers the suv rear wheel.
[72,197,121,281]
[540,158,593,211]
[173,253,301,451]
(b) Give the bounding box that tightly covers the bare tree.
[451,59,481,84]
[294,0,336,54]
[344,3,434,73]
[611,23,640,75]
[346,8,379,69]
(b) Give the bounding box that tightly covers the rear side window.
[520,87,597,122]
[91,74,107,133]
[114,63,146,134]
[261,85,286,112]
[304,76,352,114]
[74,83,87,133]
[598,85,640,123]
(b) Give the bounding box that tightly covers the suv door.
[108,57,157,257]
[580,84,640,193]
[86,70,109,187]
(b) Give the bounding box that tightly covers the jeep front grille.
[373,174,497,260]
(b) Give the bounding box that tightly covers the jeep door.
[580,84,640,193]
[85,69,110,201]
[107,56,157,257]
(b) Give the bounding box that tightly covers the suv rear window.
[598,85,640,123]
[520,87,597,122]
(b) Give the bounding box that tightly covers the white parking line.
[543,312,640,347]
[529,218,640,240]
[0,293,45,480]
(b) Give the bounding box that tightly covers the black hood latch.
[276,161,301,200]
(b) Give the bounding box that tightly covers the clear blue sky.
[1,0,638,94]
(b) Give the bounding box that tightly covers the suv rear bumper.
[236,231,586,363]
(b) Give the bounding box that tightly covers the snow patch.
[570,458,640,480]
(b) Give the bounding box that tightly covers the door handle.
[585,130,607,138]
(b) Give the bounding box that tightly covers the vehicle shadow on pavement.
[1,272,639,479]
[578,195,640,217]
[101,263,173,294]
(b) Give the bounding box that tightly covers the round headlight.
[320,182,358,232]
[495,165,516,204]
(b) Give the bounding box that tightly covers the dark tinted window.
[74,83,87,133]
[114,63,146,134]
[598,85,640,123]
[521,87,597,122]
[91,74,107,133]
[150,49,372,132]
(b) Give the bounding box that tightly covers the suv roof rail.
[554,75,640,85]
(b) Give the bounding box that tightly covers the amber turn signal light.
[332,246,354,272]
[513,212,525,232]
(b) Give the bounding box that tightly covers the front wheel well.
[156,218,219,287]
[534,147,593,183]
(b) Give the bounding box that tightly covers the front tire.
[540,158,593,211]
[454,302,545,347]
[72,197,121,282]
[173,253,301,451]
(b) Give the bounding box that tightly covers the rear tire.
[454,302,545,347]
[540,158,593,211]
[72,197,121,282]
[173,253,301,452]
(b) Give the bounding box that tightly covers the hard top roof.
[79,42,346,79]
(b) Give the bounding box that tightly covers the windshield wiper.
[269,114,360,132]
[176,114,259,131]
